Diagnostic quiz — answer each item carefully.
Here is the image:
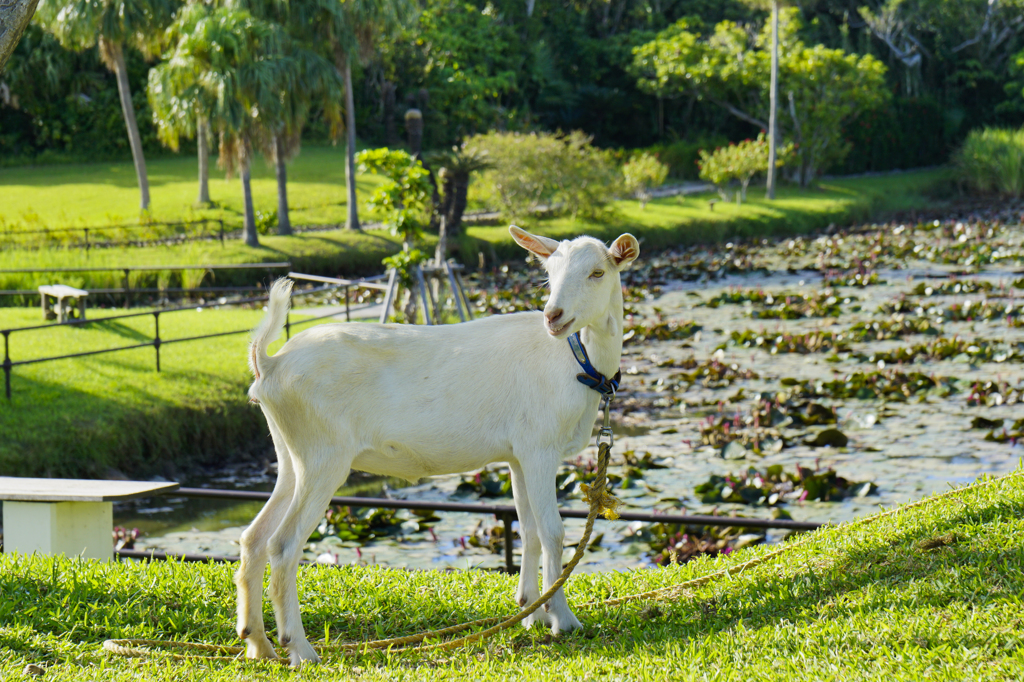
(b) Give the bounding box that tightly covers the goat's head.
[510,226,639,339]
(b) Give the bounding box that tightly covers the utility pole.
[766,0,779,200]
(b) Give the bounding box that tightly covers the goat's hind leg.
[267,455,350,667]
[235,419,295,660]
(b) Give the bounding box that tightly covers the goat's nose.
[545,308,564,326]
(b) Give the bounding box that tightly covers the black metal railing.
[0,220,228,251]
[115,486,824,572]
[1,273,387,400]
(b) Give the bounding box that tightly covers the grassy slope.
[1,469,1021,681]
[0,146,386,231]
[0,307,331,477]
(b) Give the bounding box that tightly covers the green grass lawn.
[0,305,333,477]
[1,469,1021,680]
[0,168,948,294]
[0,145,386,231]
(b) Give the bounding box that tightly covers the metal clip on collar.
[597,394,614,448]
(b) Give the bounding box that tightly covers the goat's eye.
[590,270,605,279]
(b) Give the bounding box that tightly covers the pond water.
[118,215,1024,573]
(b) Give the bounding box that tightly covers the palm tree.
[36,0,176,211]
[153,4,295,246]
[147,5,215,206]
[0,0,38,73]
[290,0,413,231]
[255,45,342,235]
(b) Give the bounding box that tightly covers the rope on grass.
[102,467,1024,663]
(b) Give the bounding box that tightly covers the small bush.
[622,152,669,209]
[698,134,793,204]
[465,130,618,222]
[954,127,1024,198]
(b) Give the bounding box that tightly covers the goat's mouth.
[546,317,576,338]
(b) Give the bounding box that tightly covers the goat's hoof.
[286,639,321,668]
[551,613,583,636]
[521,608,554,630]
[244,634,279,660]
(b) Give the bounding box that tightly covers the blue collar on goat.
[568,331,621,397]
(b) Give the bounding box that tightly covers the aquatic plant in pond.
[694,464,877,506]
[840,336,1024,365]
[730,329,854,354]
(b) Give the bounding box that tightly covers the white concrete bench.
[39,284,89,323]
[0,477,179,560]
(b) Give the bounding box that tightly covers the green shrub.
[622,152,669,209]
[698,134,793,204]
[465,130,618,222]
[954,127,1024,198]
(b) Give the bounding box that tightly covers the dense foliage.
[6,0,1024,172]
[465,130,617,222]
[955,127,1024,197]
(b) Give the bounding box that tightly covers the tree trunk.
[765,0,779,200]
[110,42,151,211]
[434,215,448,265]
[448,171,471,237]
[240,149,259,247]
[0,0,39,74]
[342,55,360,231]
[274,134,292,236]
[197,116,210,205]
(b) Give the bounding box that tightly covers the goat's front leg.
[267,461,348,667]
[235,424,296,660]
[524,456,582,635]
[509,460,551,629]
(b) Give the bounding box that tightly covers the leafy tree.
[36,0,176,210]
[465,130,617,223]
[356,147,431,321]
[622,151,668,209]
[698,133,792,203]
[151,4,295,246]
[381,0,518,146]
[633,9,889,185]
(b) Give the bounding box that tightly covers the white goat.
[237,226,639,665]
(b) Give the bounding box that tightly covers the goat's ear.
[610,233,640,269]
[510,225,560,260]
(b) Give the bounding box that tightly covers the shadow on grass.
[0,368,268,479]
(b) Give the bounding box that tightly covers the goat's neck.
[579,280,624,379]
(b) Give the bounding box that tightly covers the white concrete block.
[3,501,113,561]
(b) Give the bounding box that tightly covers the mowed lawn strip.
[0,169,948,293]
[1,469,1021,681]
[0,305,333,477]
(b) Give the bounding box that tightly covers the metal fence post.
[285,312,290,340]
[219,220,225,246]
[345,285,351,322]
[83,228,90,253]
[153,312,161,372]
[500,511,517,574]
[3,331,11,400]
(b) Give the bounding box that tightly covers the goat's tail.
[249,278,293,384]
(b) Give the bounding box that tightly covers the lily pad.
[807,428,849,448]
